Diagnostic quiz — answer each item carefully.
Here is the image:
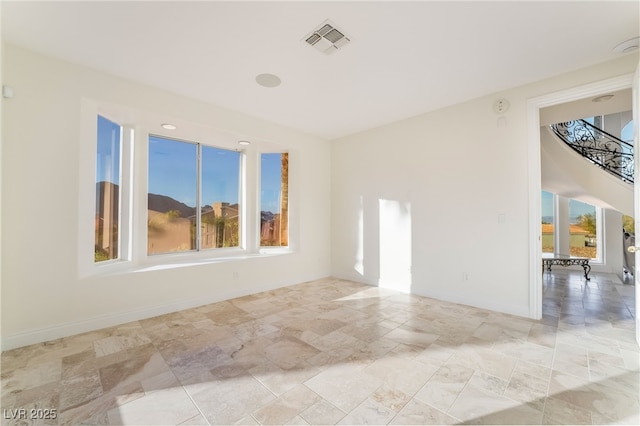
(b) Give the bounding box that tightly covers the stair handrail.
[550,119,634,184]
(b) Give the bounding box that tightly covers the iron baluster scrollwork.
[550,119,634,184]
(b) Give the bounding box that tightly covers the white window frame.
[146,135,245,255]
[593,205,604,264]
[79,99,294,278]
[258,151,290,252]
[79,101,135,277]
[93,115,123,263]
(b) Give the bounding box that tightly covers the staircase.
[550,119,634,184]
[542,121,633,217]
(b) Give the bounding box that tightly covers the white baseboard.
[2,273,530,351]
[411,287,531,318]
[331,271,379,287]
[1,278,317,351]
[331,273,531,318]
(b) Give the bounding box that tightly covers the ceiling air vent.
[304,20,350,55]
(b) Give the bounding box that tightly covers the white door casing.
[527,74,635,322]
[633,61,640,345]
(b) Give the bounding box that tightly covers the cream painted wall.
[331,55,638,318]
[1,45,331,349]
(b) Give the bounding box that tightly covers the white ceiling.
[2,1,638,140]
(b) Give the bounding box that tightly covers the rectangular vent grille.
[306,33,321,45]
[324,28,344,44]
[304,20,351,55]
[317,24,333,36]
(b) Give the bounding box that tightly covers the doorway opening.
[527,74,635,321]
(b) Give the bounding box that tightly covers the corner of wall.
[0,3,5,353]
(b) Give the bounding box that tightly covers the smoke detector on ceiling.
[304,20,351,55]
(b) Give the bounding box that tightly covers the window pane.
[623,214,635,235]
[148,136,197,254]
[95,115,121,262]
[260,152,288,247]
[569,199,597,259]
[541,191,554,253]
[201,146,241,249]
[622,120,633,143]
[623,215,635,275]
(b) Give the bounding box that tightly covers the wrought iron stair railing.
[550,119,634,184]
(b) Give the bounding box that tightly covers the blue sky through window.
[261,153,282,214]
[96,128,281,213]
[201,145,240,207]
[96,115,121,185]
[621,120,633,142]
[541,191,554,218]
[569,199,596,222]
[148,136,197,207]
[542,191,597,222]
[148,135,281,213]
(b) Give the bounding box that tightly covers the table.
[542,253,591,281]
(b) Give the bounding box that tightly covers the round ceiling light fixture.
[161,123,177,130]
[592,94,614,103]
[255,73,281,88]
[238,140,251,146]
[613,37,640,54]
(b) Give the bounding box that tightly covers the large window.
[260,153,288,247]
[95,115,122,262]
[84,106,295,274]
[147,136,241,255]
[541,191,554,253]
[569,199,598,259]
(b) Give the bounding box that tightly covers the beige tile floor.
[1,270,638,425]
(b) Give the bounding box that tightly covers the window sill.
[88,248,295,277]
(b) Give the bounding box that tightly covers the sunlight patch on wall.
[378,199,412,292]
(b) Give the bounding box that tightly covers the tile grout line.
[144,326,213,426]
[181,383,212,426]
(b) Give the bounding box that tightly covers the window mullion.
[197,143,202,251]
[134,125,149,262]
[120,125,134,261]
[596,206,603,263]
